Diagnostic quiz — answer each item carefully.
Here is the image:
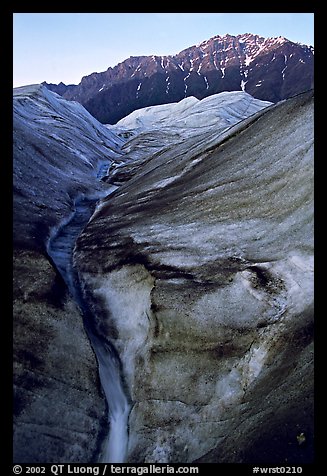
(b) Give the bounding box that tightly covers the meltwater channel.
[46,163,131,463]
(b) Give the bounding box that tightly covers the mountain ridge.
[43,32,314,124]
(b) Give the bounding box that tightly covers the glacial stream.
[46,163,131,463]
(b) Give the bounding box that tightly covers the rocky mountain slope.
[44,33,314,124]
[13,85,313,463]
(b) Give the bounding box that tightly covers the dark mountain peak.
[42,80,76,96]
[44,32,313,124]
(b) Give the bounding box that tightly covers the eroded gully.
[46,163,131,463]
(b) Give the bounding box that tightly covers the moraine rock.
[75,90,314,463]
[13,84,126,463]
[13,248,107,462]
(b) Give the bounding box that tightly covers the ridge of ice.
[114,91,272,140]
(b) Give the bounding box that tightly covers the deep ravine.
[46,163,131,463]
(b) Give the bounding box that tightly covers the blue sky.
[13,13,314,87]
